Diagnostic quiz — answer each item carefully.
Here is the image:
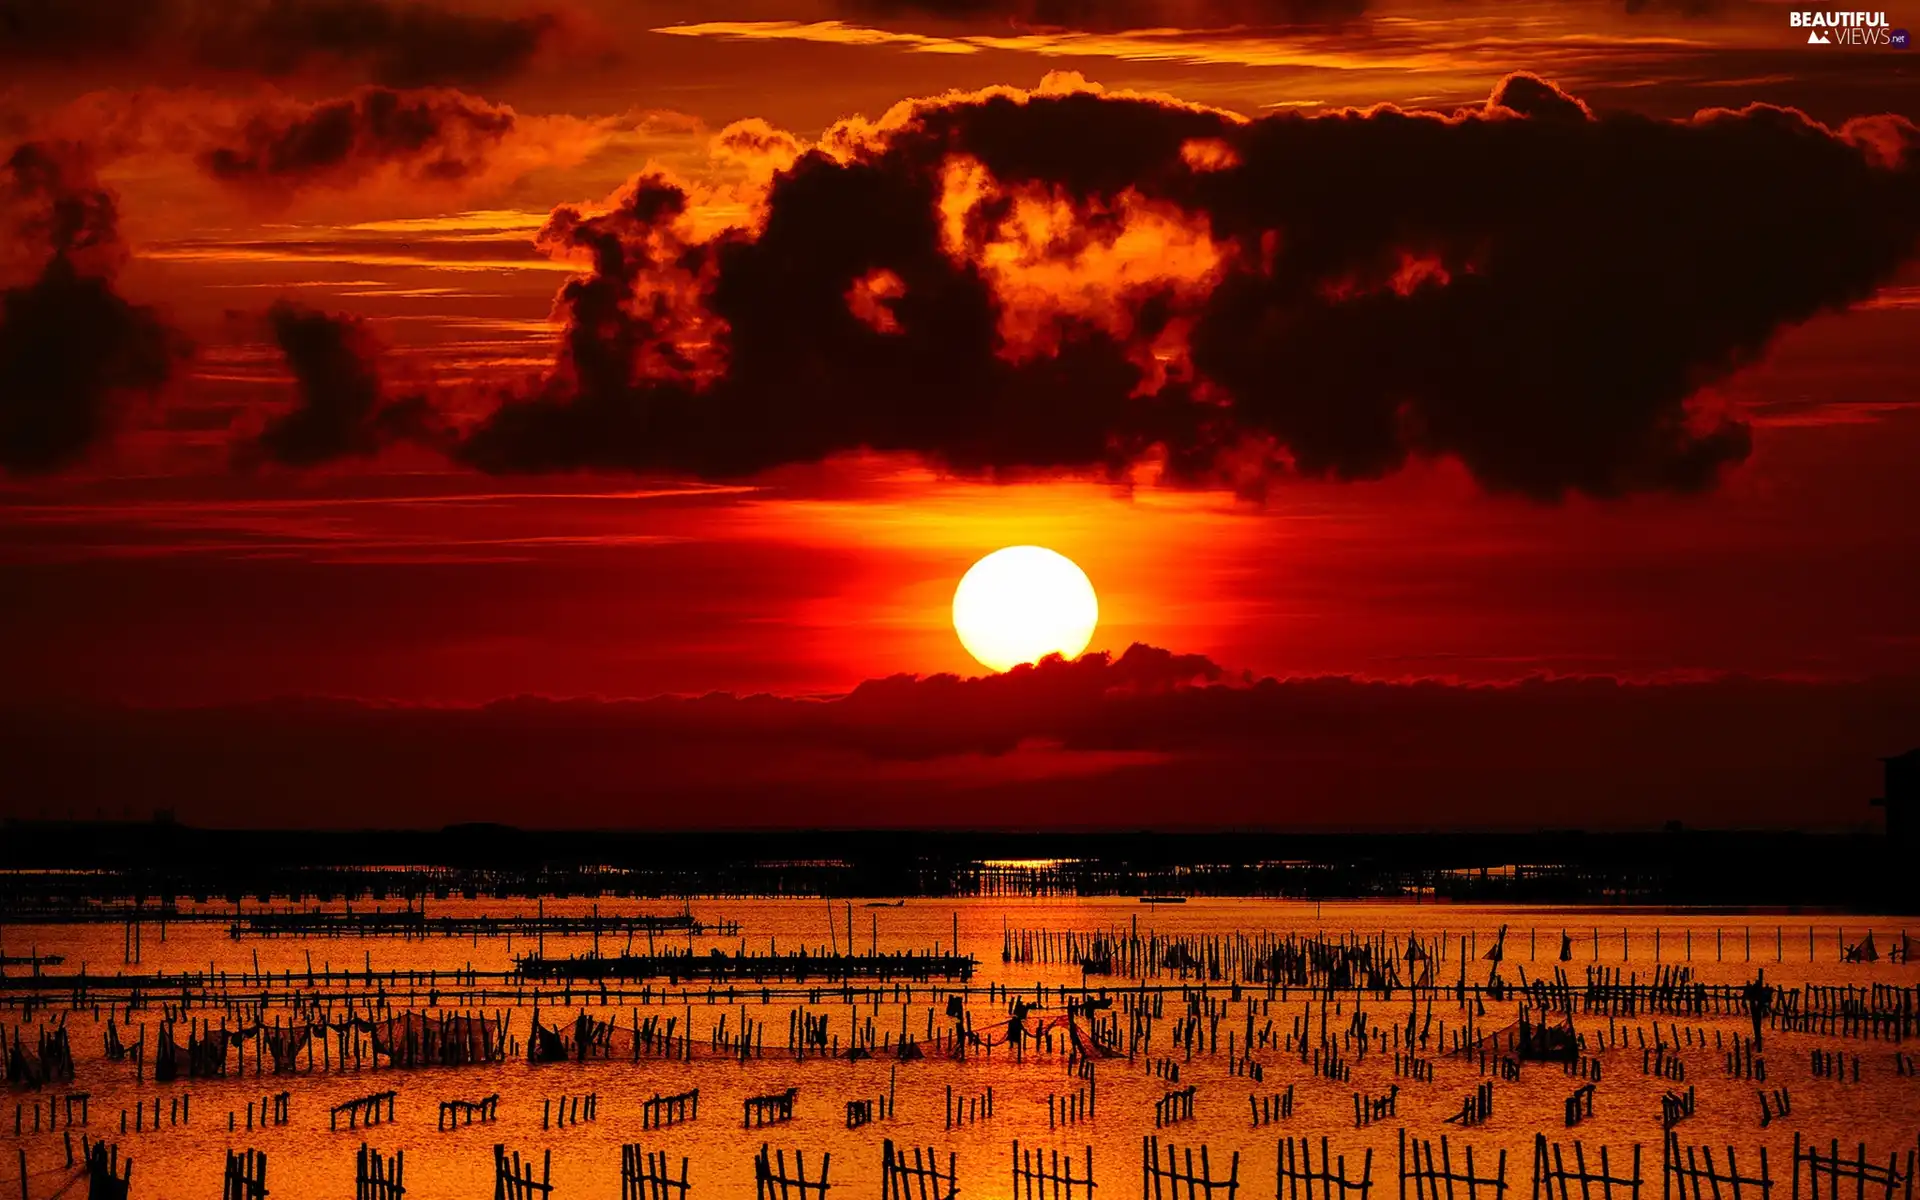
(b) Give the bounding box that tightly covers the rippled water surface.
[6,898,1919,1199]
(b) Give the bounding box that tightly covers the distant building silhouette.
[1873,749,1920,843]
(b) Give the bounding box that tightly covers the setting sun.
[952,546,1099,673]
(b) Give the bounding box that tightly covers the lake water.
[6,898,1918,1199]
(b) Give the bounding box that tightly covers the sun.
[952,546,1099,673]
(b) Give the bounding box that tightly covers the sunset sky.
[3,0,1918,828]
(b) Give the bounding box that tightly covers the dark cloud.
[463,75,1920,499]
[0,142,188,474]
[5,646,1915,829]
[840,0,1368,28]
[0,0,560,88]
[199,87,516,192]
[245,300,443,467]
[832,643,1226,756]
[839,0,1756,28]
[1486,73,1593,122]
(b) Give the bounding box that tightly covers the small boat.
[863,900,906,908]
[1138,896,1187,905]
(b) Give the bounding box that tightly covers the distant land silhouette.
[3,820,1915,912]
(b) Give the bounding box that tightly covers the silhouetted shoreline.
[1,822,1911,912]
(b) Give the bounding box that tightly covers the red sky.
[2,0,1917,827]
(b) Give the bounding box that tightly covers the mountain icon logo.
[1807,28,1831,41]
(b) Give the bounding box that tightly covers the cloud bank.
[6,73,1919,496]
[460,74,1920,498]
[0,0,562,87]
[0,142,188,473]
[6,645,1915,829]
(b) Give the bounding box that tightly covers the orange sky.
[3,0,1919,708]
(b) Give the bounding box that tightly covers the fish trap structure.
[228,906,728,941]
[542,1092,598,1129]
[1758,1087,1792,1128]
[1725,1035,1765,1082]
[745,1087,800,1129]
[81,1138,133,1200]
[881,1140,958,1200]
[1355,1086,1398,1129]
[494,1145,554,1200]
[1277,1136,1374,1200]
[220,1148,268,1200]
[119,1095,186,1135]
[1049,1077,1096,1129]
[1808,1050,1859,1083]
[1250,1085,1294,1128]
[229,1092,287,1132]
[641,1088,698,1130]
[620,1146,690,1200]
[330,1091,397,1131]
[1662,1133,1774,1200]
[1395,1054,1434,1083]
[845,1066,897,1129]
[1532,1135,1641,1200]
[438,1094,498,1131]
[13,1090,92,1135]
[1444,1083,1495,1128]
[1791,1135,1914,1200]
[1143,1136,1240,1199]
[944,1084,992,1129]
[1399,1131,1509,1200]
[1565,1055,1602,1083]
[3,1023,75,1087]
[513,948,974,985]
[354,1144,406,1200]
[1563,1084,1595,1128]
[1643,1047,1686,1082]
[1660,1088,1696,1131]
[1011,1141,1097,1200]
[1153,1085,1197,1128]
[754,1144,832,1200]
